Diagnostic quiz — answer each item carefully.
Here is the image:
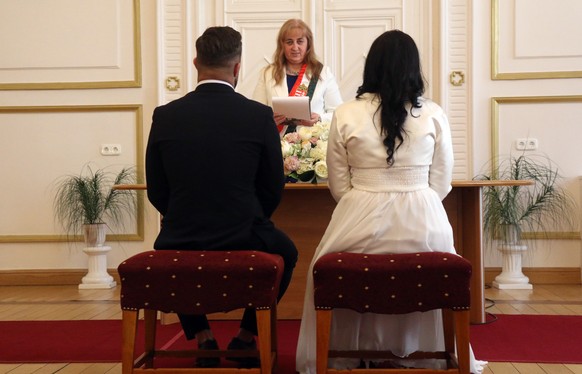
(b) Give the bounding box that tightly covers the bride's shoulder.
[418,97,444,115]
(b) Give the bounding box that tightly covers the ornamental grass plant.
[475,153,577,247]
[53,165,137,239]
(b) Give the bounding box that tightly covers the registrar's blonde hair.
[272,19,323,84]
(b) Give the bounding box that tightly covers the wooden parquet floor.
[1,284,582,373]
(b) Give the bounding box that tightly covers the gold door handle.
[165,76,181,91]
[449,71,465,86]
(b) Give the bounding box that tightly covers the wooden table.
[115,180,532,324]
[269,181,533,324]
[443,180,532,323]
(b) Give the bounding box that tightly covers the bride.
[294,29,486,374]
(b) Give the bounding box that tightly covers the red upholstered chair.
[118,250,283,374]
[313,252,472,374]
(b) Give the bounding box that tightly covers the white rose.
[281,141,293,157]
[314,160,328,178]
[311,126,322,139]
[297,126,314,141]
[315,121,330,141]
[297,158,315,174]
[309,146,326,161]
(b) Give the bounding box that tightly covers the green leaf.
[53,164,137,240]
[297,170,315,182]
[474,153,578,248]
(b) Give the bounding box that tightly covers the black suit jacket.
[146,82,285,250]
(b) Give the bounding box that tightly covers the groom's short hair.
[195,26,242,68]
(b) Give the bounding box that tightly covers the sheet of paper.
[272,96,311,121]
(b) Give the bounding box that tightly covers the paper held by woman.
[272,96,311,120]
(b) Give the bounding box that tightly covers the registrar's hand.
[298,113,322,127]
[274,112,287,126]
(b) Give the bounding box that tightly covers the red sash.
[278,64,308,134]
[289,64,308,97]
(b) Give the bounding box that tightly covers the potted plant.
[53,165,137,289]
[475,153,577,289]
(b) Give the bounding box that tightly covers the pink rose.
[283,132,301,144]
[284,156,300,172]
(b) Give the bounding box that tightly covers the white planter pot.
[83,223,107,247]
[79,223,116,289]
[492,244,533,290]
[79,245,117,289]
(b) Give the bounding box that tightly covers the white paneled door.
[157,0,472,179]
[159,0,437,103]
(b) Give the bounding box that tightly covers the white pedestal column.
[79,246,117,289]
[492,244,533,290]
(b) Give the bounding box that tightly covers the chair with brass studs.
[313,251,472,374]
[118,249,283,374]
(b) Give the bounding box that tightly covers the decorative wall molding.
[490,95,582,240]
[0,269,120,286]
[158,0,186,104]
[490,95,582,160]
[0,105,145,243]
[0,0,142,90]
[158,1,469,179]
[222,0,303,13]
[445,0,472,179]
[323,8,400,101]
[4,267,580,286]
[491,0,582,80]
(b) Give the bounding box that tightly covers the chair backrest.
[118,250,284,314]
[313,252,471,314]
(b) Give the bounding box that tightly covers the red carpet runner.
[2,315,582,366]
[470,314,582,364]
[0,320,299,373]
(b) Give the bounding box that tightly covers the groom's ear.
[233,62,241,78]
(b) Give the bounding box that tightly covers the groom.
[145,26,298,368]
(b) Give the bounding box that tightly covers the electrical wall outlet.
[516,138,538,151]
[100,144,121,156]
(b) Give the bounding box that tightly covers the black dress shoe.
[196,338,220,368]
[226,337,260,368]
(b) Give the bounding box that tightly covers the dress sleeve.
[326,113,352,202]
[429,109,454,200]
[252,66,270,106]
[320,66,343,122]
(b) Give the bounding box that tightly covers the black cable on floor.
[485,297,496,309]
[467,284,500,325]
[481,287,498,324]
[483,312,498,324]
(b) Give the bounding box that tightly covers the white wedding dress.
[295,94,486,374]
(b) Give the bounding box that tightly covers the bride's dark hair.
[356,30,425,166]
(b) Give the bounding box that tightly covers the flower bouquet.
[281,121,330,183]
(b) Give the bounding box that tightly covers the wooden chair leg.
[442,308,455,354]
[455,310,471,374]
[316,309,332,374]
[256,309,273,374]
[270,305,278,369]
[143,309,157,368]
[121,310,139,374]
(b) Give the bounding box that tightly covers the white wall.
[471,0,582,268]
[0,0,580,275]
[0,0,160,270]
